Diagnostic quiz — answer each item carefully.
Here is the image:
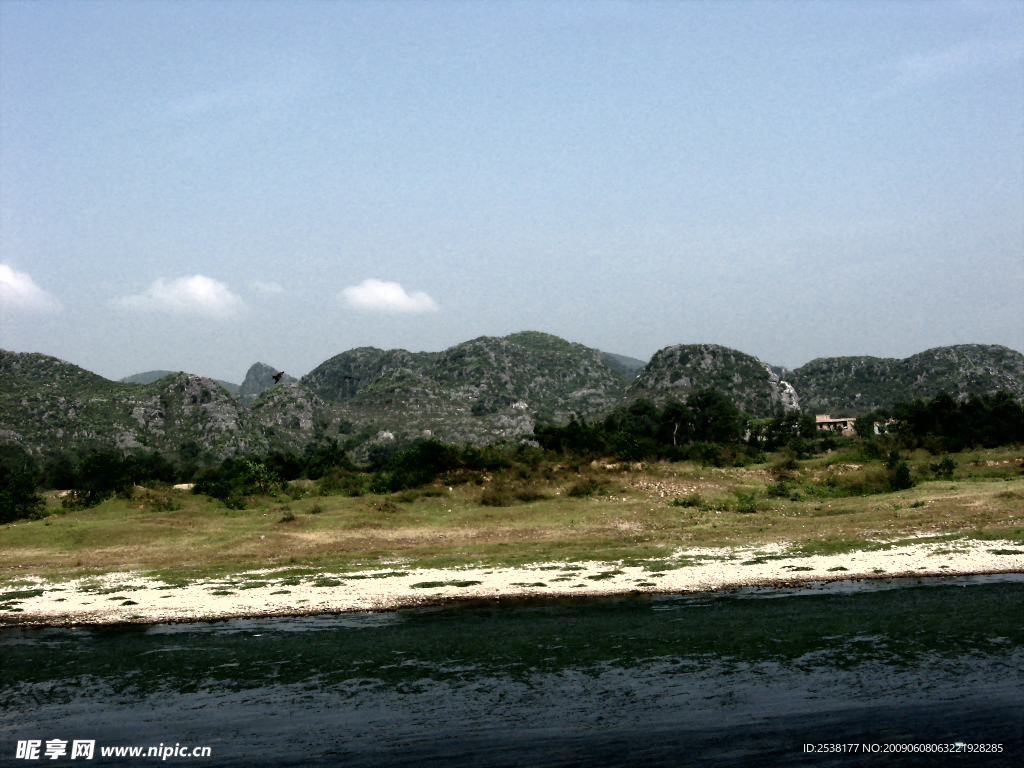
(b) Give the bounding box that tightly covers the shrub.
[766,481,790,498]
[567,476,605,497]
[513,484,547,502]
[734,491,759,514]
[223,493,247,510]
[930,456,957,480]
[670,493,705,508]
[304,439,355,480]
[243,461,280,495]
[320,469,364,497]
[890,461,915,491]
[480,485,514,507]
[374,499,401,514]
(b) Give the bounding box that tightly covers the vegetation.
[790,344,1024,414]
[854,391,1024,453]
[5,337,1021,469]
[1,441,1020,584]
[628,343,798,417]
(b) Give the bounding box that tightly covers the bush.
[890,461,915,491]
[223,493,247,510]
[734,491,759,514]
[670,493,705,508]
[513,484,547,502]
[319,469,365,497]
[567,476,605,497]
[243,461,280,495]
[930,456,957,480]
[480,485,514,507]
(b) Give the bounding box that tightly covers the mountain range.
[2,333,1021,463]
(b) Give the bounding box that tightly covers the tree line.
[854,391,1024,452]
[2,388,1021,523]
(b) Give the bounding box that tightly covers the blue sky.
[1,0,1022,382]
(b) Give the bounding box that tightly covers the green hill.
[300,347,439,403]
[4,339,1021,464]
[297,332,631,453]
[0,350,265,461]
[628,344,800,417]
[122,369,240,395]
[789,344,1024,414]
[430,331,629,421]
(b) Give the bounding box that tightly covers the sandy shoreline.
[3,538,1022,628]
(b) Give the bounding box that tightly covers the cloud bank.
[116,275,244,318]
[340,279,439,313]
[0,265,61,312]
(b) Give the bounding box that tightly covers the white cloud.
[881,38,1024,94]
[116,275,244,319]
[252,281,283,294]
[0,265,61,312]
[340,279,439,313]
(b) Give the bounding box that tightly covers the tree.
[0,467,45,524]
[689,388,745,444]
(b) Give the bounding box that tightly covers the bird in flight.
[272,371,285,384]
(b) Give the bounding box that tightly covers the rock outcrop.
[789,344,1024,414]
[239,363,296,404]
[628,344,801,417]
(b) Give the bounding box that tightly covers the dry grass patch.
[2,448,1021,582]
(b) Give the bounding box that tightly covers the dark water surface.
[3,575,1022,767]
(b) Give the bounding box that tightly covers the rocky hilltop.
[789,344,1024,414]
[3,338,1021,461]
[628,344,800,417]
[121,370,240,395]
[0,350,266,460]
[298,332,632,452]
[301,348,439,403]
[430,332,628,420]
[239,363,296,404]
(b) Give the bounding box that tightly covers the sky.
[1,0,1022,383]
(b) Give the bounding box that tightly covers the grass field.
[2,446,1022,587]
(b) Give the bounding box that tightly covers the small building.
[815,414,856,436]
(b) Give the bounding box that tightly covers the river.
[3,574,1022,766]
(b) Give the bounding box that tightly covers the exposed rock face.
[0,350,265,460]
[239,363,296,404]
[628,344,800,417]
[789,344,1024,414]
[5,339,1021,462]
[300,348,439,402]
[248,382,325,453]
[430,331,628,421]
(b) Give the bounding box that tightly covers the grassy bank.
[2,446,1022,586]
